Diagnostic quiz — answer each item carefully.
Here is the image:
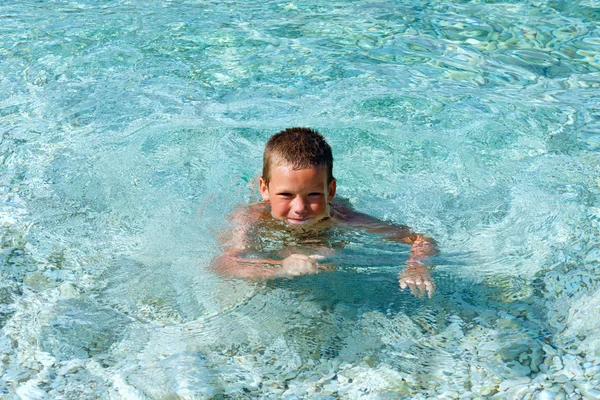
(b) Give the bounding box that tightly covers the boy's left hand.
[398,262,435,298]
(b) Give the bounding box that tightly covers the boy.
[211,128,438,298]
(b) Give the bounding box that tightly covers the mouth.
[287,217,313,225]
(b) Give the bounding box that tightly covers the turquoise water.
[1,0,599,398]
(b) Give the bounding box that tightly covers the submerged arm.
[211,251,284,279]
[211,251,322,279]
[334,203,438,257]
[210,205,320,279]
[334,201,438,297]
[382,226,438,298]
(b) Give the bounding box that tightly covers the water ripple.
[1,0,599,397]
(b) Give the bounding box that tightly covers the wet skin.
[259,165,336,228]
[212,164,438,298]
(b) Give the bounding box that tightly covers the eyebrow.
[274,187,324,194]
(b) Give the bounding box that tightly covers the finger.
[408,282,419,297]
[399,279,407,290]
[400,276,415,288]
[417,281,426,299]
[425,280,435,298]
[412,276,424,297]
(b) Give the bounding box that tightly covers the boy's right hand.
[281,254,318,276]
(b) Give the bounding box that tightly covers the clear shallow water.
[1,0,599,398]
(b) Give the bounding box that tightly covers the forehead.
[269,164,328,187]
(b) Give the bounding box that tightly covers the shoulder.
[229,202,270,226]
[222,202,270,247]
[330,198,359,223]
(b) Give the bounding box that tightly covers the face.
[260,164,336,228]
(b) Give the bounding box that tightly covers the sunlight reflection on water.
[1,0,599,397]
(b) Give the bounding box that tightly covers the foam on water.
[1,0,600,397]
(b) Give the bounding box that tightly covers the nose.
[291,195,309,215]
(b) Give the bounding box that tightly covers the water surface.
[1,0,599,398]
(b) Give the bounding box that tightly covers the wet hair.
[262,127,334,185]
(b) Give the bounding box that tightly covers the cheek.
[270,199,290,217]
[310,199,327,213]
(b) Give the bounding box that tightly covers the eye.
[278,193,293,198]
[308,192,323,197]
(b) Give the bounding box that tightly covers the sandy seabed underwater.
[1,0,600,398]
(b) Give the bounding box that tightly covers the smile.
[287,217,313,225]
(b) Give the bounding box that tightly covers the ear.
[327,179,336,202]
[259,177,270,201]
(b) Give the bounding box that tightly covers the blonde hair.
[262,127,334,185]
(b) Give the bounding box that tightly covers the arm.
[211,251,286,279]
[333,201,438,298]
[211,252,322,279]
[381,225,438,298]
[210,205,320,279]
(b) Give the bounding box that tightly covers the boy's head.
[261,127,334,185]
[260,128,336,227]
